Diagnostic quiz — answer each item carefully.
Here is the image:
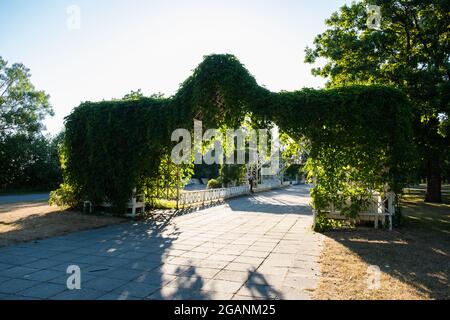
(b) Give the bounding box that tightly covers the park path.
[0,193,49,204]
[0,185,324,300]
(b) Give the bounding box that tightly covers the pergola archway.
[62,54,414,215]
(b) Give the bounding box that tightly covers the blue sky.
[0,0,353,134]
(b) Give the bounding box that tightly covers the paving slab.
[51,288,105,300]
[0,185,323,300]
[112,282,160,298]
[0,279,40,294]
[23,270,61,282]
[17,283,66,299]
[83,277,128,292]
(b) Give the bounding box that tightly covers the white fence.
[179,185,250,206]
[90,182,290,215]
[314,192,395,230]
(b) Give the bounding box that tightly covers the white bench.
[313,192,395,230]
[83,191,145,218]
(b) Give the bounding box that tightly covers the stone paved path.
[0,185,324,300]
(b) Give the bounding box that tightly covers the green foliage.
[284,164,303,179]
[61,54,414,214]
[49,183,80,208]
[149,199,177,210]
[144,154,193,202]
[122,89,144,101]
[207,178,222,189]
[0,57,58,192]
[0,133,62,191]
[305,0,450,202]
[313,213,352,232]
[192,163,220,179]
[220,164,246,187]
[0,56,53,138]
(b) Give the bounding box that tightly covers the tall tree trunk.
[425,155,442,203]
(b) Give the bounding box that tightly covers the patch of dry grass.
[314,195,450,300]
[0,202,126,247]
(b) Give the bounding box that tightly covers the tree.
[305,0,450,202]
[0,56,56,191]
[0,57,53,138]
[0,133,62,191]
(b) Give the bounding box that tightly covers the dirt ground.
[0,202,126,247]
[314,195,450,300]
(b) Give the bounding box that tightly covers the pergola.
[62,54,414,225]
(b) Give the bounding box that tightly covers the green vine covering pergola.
[58,54,414,216]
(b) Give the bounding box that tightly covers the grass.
[149,199,178,210]
[404,184,450,203]
[0,201,126,247]
[314,192,450,300]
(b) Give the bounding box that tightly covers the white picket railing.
[179,185,250,206]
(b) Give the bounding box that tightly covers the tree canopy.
[0,57,53,138]
[305,0,450,202]
[0,56,60,191]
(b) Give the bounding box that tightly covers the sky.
[0,0,353,135]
